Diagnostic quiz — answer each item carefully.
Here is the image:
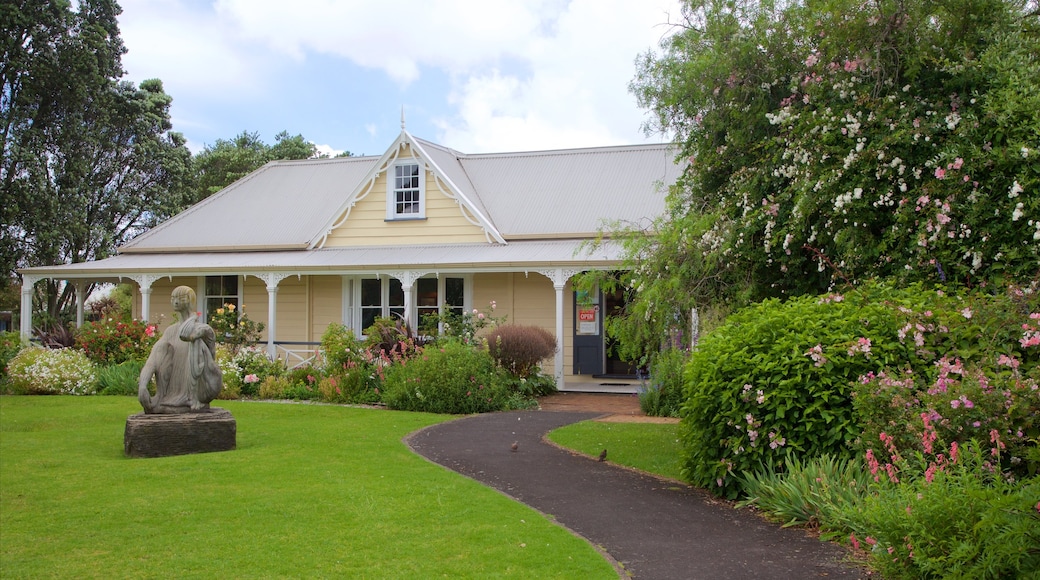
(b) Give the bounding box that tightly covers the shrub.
[6,347,98,395]
[96,360,144,396]
[34,323,76,349]
[216,345,284,397]
[208,302,264,355]
[1,331,26,388]
[75,318,159,365]
[437,303,502,344]
[381,341,513,414]
[484,324,557,378]
[681,282,1040,497]
[258,375,293,399]
[318,323,382,404]
[639,347,687,417]
[844,438,1040,579]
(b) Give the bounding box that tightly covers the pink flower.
[934,167,946,179]
[951,157,964,170]
[244,374,259,384]
[145,325,156,337]
[850,534,860,550]
[960,307,972,319]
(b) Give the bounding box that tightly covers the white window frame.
[342,274,471,337]
[198,275,242,321]
[386,159,426,220]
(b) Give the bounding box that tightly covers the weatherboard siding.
[323,164,489,247]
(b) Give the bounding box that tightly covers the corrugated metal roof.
[23,240,625,277]
[117,133,682,253]
[461,144,682,237]
[120,156,378,252]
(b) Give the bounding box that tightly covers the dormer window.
[387,160,425,220]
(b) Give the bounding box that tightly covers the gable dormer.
[312,133,505,249]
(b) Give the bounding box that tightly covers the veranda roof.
[20,240,626,281]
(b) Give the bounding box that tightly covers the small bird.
[511,441,519,452]
[598,449,607,462]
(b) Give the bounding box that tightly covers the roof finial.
[401,105,406,130]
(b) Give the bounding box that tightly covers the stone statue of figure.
[138,286,223,413]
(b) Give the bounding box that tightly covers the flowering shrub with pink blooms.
[681,282,1039,497]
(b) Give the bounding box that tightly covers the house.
[18,130,682,390]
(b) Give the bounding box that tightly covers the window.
[388,161,425,219]
[358,277,405,334]
[204,275,238,320]
[348,275,468,337]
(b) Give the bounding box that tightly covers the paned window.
[204,275,238,320]
[388,161,425,219]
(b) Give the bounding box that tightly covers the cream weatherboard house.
[18,130,682,390]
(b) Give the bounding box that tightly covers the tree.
[1,0,192,323]
[191,130,352,201]
[620,0,1039,323]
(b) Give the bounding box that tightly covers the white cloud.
[117,0,682,153]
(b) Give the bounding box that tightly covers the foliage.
[74,317,158,365]
[844,438,1040,579]
[0,331,26,387]
[680,282,1039,497]
[6,346,97,395]
[32,322,76,349]
[500,371,557,398]
[208,302,264,355]
[217,344,283,397]
[363,316,427,360]
[381,341,515,414]
[96,360,144,396]
[737,454,871,530]
[437,303,502,345]
[2,1,193,320]
[639,347,688,417]
[484,324,557,378]
[191,130,348,200]
[621,0,1040,323]
[317,322,386,403]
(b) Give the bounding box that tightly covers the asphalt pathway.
[407,410,869,580]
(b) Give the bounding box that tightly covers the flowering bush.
[681,282,1039,497]
[209,302,264,355]
[845,434,1040,579]
[217,344,283,397]
[74,318,158,365]
[437,302,502,345]
[318,323,382,404]
[6,346,98,395]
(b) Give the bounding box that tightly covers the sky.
[116,0,684,157]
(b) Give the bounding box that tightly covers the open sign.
[578,309,597,321]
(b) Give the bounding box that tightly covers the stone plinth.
[124,408,237,458]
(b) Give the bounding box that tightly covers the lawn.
[0,396,617,578]
[547,421,683,482]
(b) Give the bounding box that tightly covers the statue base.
[124,408,237,458]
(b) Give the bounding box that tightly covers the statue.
[138,286,223,413]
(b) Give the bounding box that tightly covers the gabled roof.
[117,132,682,254]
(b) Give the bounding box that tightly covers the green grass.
[547,421,683,481]
[0,396,616,579]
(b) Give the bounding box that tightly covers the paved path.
[408,410,868,580]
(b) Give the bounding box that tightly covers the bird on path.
[598,449,607,462]
[511,441,519,452]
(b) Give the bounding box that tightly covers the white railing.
[274,343,322,370]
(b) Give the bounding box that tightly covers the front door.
[572,289,603,374]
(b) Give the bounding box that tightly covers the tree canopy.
[2,0,192,321]
[191,130,352,201]
[600,0,1040,362]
